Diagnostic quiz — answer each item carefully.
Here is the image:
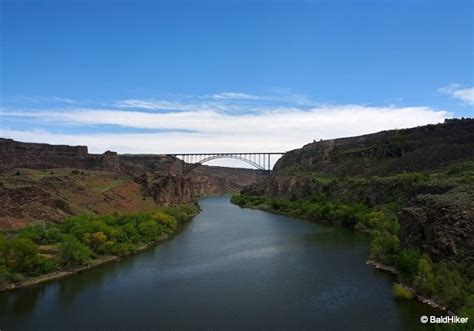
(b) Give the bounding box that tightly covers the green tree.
[414,255,435,295]
[370,233,400,265]
[138,220,161,242]
[122,222,140,243]
[152,211,177,230]
[110,242,137,256]
[90,231,108,254]
[59,235,92,268]
[432,263,465,309]
[5,238,39,274]
[396,249,421,279]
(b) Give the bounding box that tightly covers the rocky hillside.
[119,154,262,200]
[273,118,474,177]
[0,168,158,230]
[0,138,262,230]
[243,118,474,264]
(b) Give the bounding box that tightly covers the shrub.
[393,283,413,300]
[59,235,92,268]
[18,224,61,245]
[110,242,137,256]
[0,266,9,287]
[31,256,57,275]
[432,263,466,310]
[5,238,39,274]
[0,205,197,288]
[396,249,421,279]
[122,222,140,243]
[138,220,161,242]
[370,233,400,265]
[414,255,435,295]
[152,211,177,230]
[8,272,25,283]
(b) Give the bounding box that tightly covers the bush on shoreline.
[393,283,413,300]
[0,204,199,287]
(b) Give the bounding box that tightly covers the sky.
[1,0,473,168]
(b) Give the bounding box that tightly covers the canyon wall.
[0,138,121,172]
[242,119,474,264]
[0,138,262,229]
[273,118,474,177]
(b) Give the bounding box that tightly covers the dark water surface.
[0,196,437,330]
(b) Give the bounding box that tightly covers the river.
[0,196,437,330]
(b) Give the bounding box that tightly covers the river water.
[0,196,437,330]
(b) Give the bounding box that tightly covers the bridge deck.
[168,152,285,155]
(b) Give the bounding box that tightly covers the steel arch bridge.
[168,152,286,174]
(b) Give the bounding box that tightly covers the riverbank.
[230,195,454,315]
[0,228,187,292]
[1,196,439,330]
[366,260,452,314]
[0,205,200,292]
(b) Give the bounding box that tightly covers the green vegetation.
[59,235,92,267]
[393,283,413,300]
[0,234,56,285]
[231,192,473,319]
[0,204,199,288]
[231,193,399,236]
[96,179,124,193]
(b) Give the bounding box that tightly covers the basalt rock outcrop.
[0,139,262,229]
[0,138,121,172]
[398,190,474,263]
[273,118,474,177]
[242,118,474,263]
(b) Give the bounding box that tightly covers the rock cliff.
[0,139,262,229]
[0,138,121,172]
[242,118,474,264]
[273,118,474,177]
[398,190,474,262]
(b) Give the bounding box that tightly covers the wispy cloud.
[0,91,452,167]
[1,105,449,151]
[438,83,474,105]
[208,92,267,100]
[115,99,216,112]
[116,98,250,114]
[3,96,77,104]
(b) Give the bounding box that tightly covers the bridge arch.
[168,152,285,174]
[190,155,265,171]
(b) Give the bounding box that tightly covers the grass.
[95,179,124,193]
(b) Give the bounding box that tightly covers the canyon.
[0,138,262,230]
[237,118,474,314]
[242,118,474,264]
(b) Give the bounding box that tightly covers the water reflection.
[0,196,439,330]
[0,285,46,316]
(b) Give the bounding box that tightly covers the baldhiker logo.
[420,315,469,324]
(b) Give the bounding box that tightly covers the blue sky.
[0,0,473,166]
